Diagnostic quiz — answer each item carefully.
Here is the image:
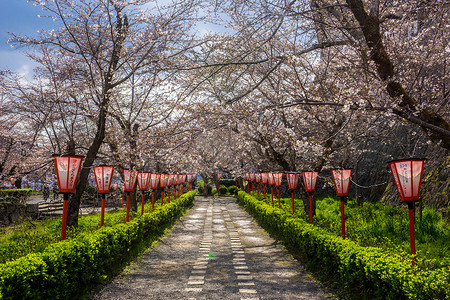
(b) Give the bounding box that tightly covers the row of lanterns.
[240,158,425,262]
[52,154,196,240]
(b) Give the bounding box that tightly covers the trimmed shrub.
[237,191,449,300]
[0,191,197,299]
[228,186,238,195]
[218,179,236,187]
[218,185,228,195]
[0,189,33,203]
[198,184,212,195]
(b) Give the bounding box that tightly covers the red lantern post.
[169,175,175,202]
[267,173,274,205]
[149,173,160,210]
[273,173,283,208]
[302,171,319,224]
[123,169,138,222]
[176,174,181,198]
[93,166,114,228]
[243,173,249,193]
[249,173,255,194]
[53,155,83,240]
[255,173,261,195]
[120,185,124,207]
[188,174,195,191]
[331,169,352,239]
[261,173,268,198]
[286,172,300,214]
[159,174,168,205]
[217,173,222,191]
[10,177,16,189]
[389,159,425,263]
[181,174,187,194]
[137,172,151,216]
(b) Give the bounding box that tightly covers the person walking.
[52,183,59,201]
[43,184,50,202]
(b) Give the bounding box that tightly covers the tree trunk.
[67,107,107,228]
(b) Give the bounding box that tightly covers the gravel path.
[92,196,335,299]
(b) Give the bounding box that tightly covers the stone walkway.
[92,196,334,299]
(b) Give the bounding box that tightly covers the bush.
[236,191,449,300]
[218,185,228,195]
[218,179,236,187]
[228,186,238,195]
[0,189,33,204]
[0,191,197,299]
[197,184,212,195]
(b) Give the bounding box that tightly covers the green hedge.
[0,191,197,299]
[218,185,228,195]
[0,189,33,203]
[237,191,449,300]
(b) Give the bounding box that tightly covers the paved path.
[92,196,334,299]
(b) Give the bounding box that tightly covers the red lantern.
[255,173,261,195]
[187,174,194,191]
[137,172,151,191]
[180,174,187,194]
[331,169,352,197]
[286,172,300,214]
[267,173,274,185]
[302,171,319,224]
[94,166,114,194]
[10,177,16,189]
[137,172,151,216]
[123,169,138,192]
[244,173,249,192]
[389,159,425,263]
[123,169,138,222]
[255,173,261,183]
[389,159,424,202]
[159,174,169,206]
[272,172,283,208]
[261,173,268,198]
[267,173,274,205]
[249,173,255,181]
[54,155,83,194]
[149,174,160,210]
[93,166,114,228]
[273,173,283,187]
[53,155,84,240]
[261,173,268,184]
[249,173,255,194]
[331,169,352,239]
[302,171,318,192]
[165,174,171,202]
[217,173,222,191]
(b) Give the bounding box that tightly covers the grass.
[0,194,176,264]
[252,192,450,268]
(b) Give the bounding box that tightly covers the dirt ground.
[91,196,335,299]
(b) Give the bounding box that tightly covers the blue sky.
[0,0,54,74]
[0,1,228,76]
